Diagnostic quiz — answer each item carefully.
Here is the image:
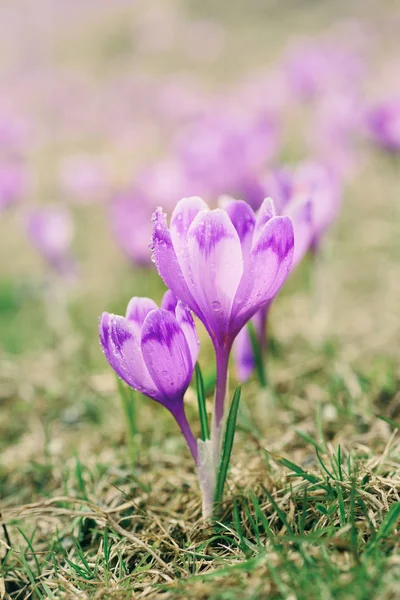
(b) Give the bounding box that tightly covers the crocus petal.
[161,289,178,313]
[253,197,277,247]
[141,309,193,405]
[170,196,209,269]
[233,326,254,383]
[224,200,256,266]
[175,301,200,368]
[125,297,158,325]
[99,313,160,401]
[232,216,294,332]
[186,209,244,344]
[284,197,313,269]
[151,208,201,314]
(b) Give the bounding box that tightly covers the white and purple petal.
[233,326,255,383]
[232,216,294,332]
[125,297,158,325]
[252,197,277,247]
[99,313,160,401]
[186,209,244,344]
[151,208,201,315]
[161,289,178,313]
[175,301,200,368]
[284,196,313,269]
[141,309,194,406]
[224,199,256,267]
[170,196,209,269]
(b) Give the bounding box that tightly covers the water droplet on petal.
[212,301,221,311]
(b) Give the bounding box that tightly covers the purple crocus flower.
[233,162,342,383]
[291,161,341,251]
[151,196,294,436]
[99,292,199,461]
[232,195,313,384]
[26,206,75,276]
[365,97,400,153]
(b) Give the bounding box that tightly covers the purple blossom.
[152,196,294,348]
[59,154,109,204]
[264,162,341,250]
[151,196,294,429]
[0,162,26,212]
[309,92,363,180]
[110,193,154,267]
[26,206,75,276]
[176,112,279,202]
[233,163,342,383]
[99,292,199,460]
[284,38,364,101]
[366,97,400,153]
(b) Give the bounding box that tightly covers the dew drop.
[212,301,221,311]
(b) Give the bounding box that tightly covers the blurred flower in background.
[25,206,75,277]
[366,97,400,153]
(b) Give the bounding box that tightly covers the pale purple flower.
[284,38,364,101]
[99,292,199,460]
[264,162,341,250]
[366,97,400,153]
[0,162,26,211]
[309,92,362,180]
[135,159,195,209]
[110,193,153,267]
[232,195,312,384]
[233,162,342,383]
[176,111,279,202]
[111,161,196,266]
[26,206,75,275]
[59,154,109,204]
[292,161,341,250]
[151,196,294,429]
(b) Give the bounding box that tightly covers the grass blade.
[116,376,137,466]
[214,386,241,509]
[247,321,267,387]
[195,363,210,441]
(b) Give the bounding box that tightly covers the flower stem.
[256,302,271,388]
[214,344,230,430]
[211,343,231,464]
[172,406,198,464]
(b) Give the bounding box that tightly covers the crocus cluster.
[101,196,294,516]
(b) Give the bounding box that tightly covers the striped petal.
[99,313,160,401]
[175,301,200,368]
[151,208,201,315]
[141,309,194,405]
[185,209,243,344]
[125,297,158,325]
[232,216,294,332]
